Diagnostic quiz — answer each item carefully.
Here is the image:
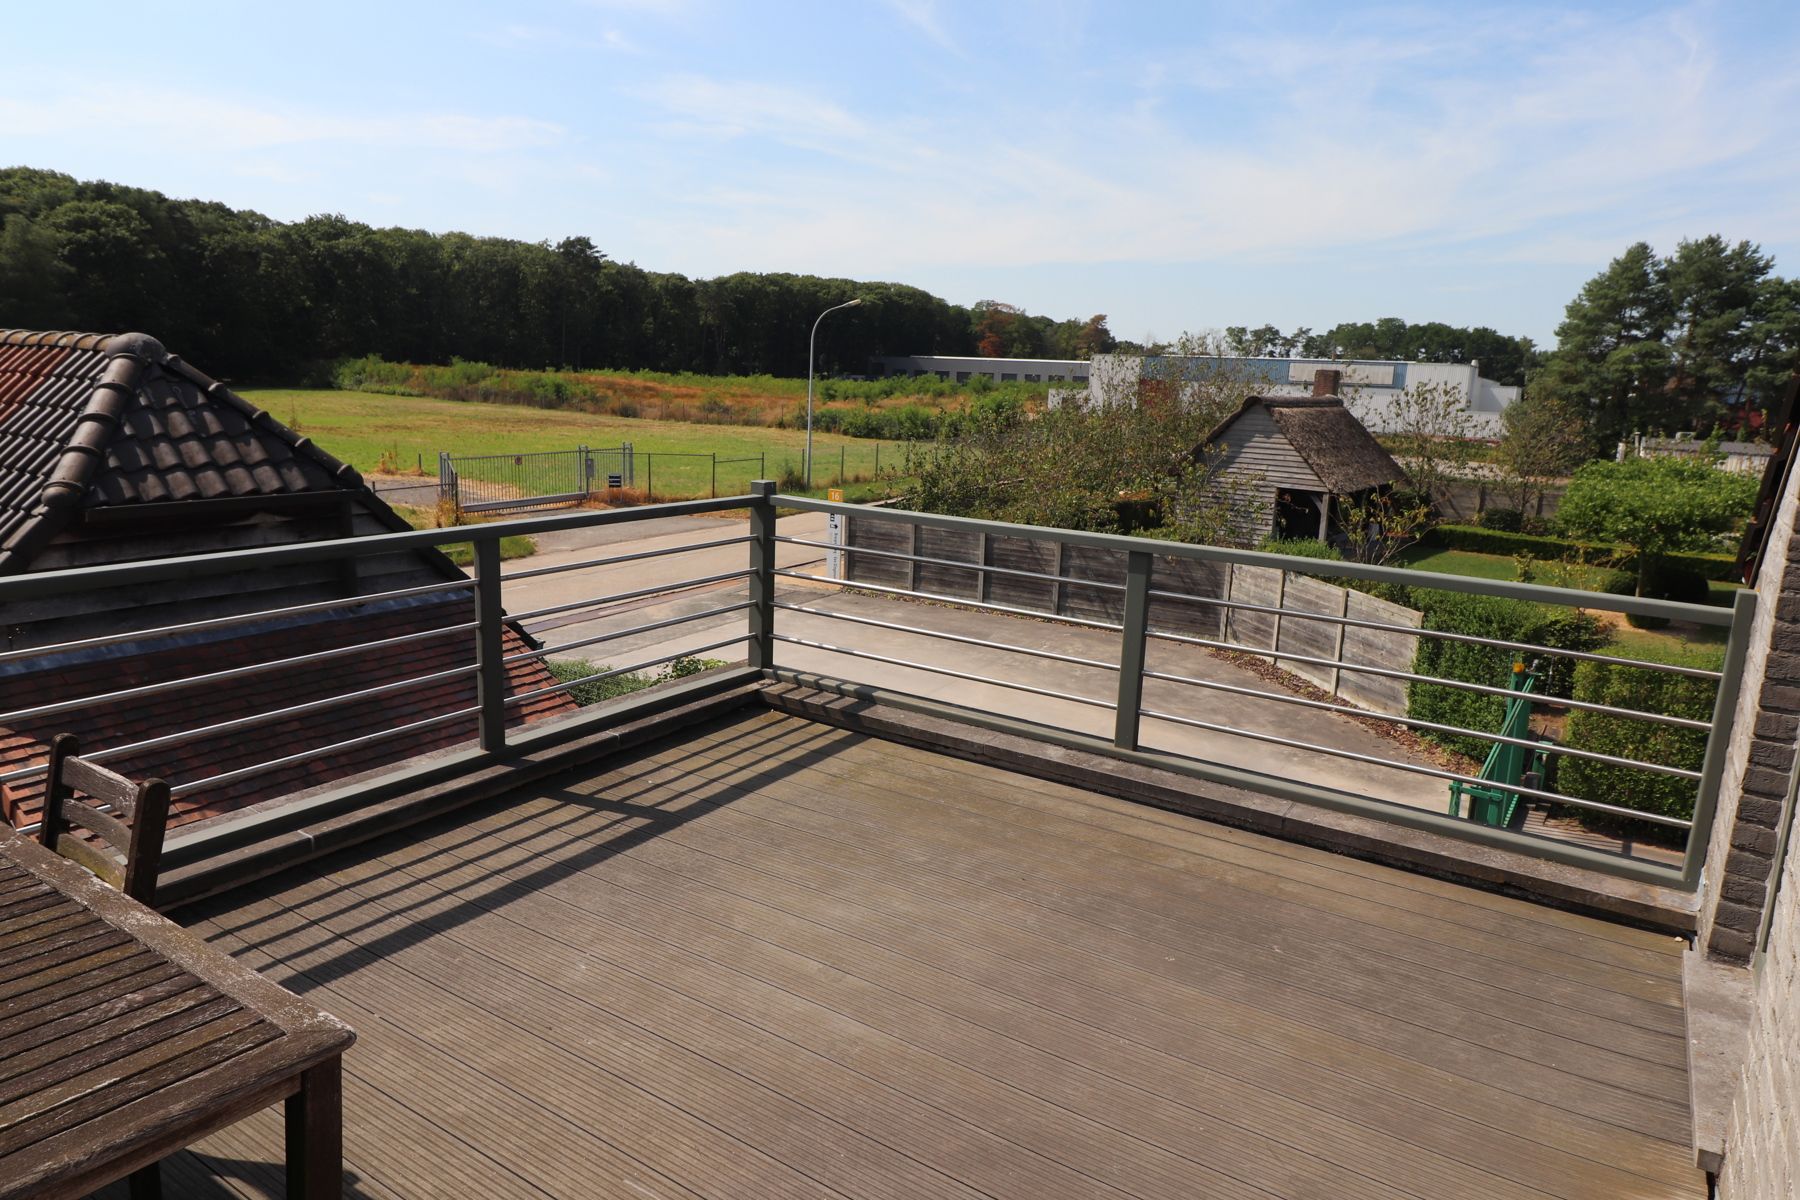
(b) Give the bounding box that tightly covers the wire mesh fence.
[440,440,927,513]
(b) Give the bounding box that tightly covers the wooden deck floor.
[98,709,1702,1199]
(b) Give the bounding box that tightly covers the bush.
[546,656,726,705]
[1478,507,1523,532]
[1600,562,1712,628]
[1559,645,1721,825]
[1407,590,1608,758]
[1258,537,1343,561]
[546,659,658,705]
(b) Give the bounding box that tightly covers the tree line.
[0,167,1120,381]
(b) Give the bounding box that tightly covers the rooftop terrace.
[3,477,1794,1199]
[98,705,1698,1200]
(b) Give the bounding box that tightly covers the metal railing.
[0,494,768,850]
[766,494,1756,890]
[0,482,1756,891]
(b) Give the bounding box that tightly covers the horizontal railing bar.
[1136,705,1694,829]
[774,601,1121,672]
[772,569,1126,632]
[169,704,485,798]
[502,635,751,707]
[0,494,760,602]
[508,603,753,664]
[774,495,1733,626]
[501,535,752,582]
[774,534,1128,592]
[0,620,481,727]
[1146,587,1726,681]
[773,632,1119,711]
[509,570,752,626]
[766,670,1688,888]
[462,491,588,514]
[1145,626,1711,731]
[76,665,482,770]
[0,578,476,669]
[1139,667,1702,780]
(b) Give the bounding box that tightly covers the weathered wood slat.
[143,709,1699,1199]
[0,830,352,1200]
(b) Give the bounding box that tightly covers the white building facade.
[1081,354,1520,436]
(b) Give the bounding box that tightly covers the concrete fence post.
[1330,585,1349,696]
[1114,550,1153,751]
[748,481,777,672]
[473,537,508,753]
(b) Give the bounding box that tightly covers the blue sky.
[4,0,1797,347]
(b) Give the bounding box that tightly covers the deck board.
[124,709,1701,1199]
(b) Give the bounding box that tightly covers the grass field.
[243,388,918,498]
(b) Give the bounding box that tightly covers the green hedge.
[1558,645,1721,825]
[1257,537,1343,560]
[1407,590,1608,758]
[1428,524,1738,581]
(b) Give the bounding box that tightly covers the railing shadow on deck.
[187,715,859,992]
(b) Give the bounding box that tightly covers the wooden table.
[0,827,354,1200]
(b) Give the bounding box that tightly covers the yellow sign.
[828,488,844,502]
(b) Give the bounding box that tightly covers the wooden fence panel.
[1339,590,1421,715]
[1146,557,1228,639]
[1274,575,1346,691]
[1060,545,1128,623]
[915,526,983,600]
[1222,565,1282,654]
[986,535,1060,612]
[844,517,913,589]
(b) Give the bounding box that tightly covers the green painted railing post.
[749,481,777,672]
[1114,550,1153,750]
[473,536,508,753]
[1684,587,1759,887]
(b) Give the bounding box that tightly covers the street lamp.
[806,297,863,488]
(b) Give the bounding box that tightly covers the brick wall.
[1718,774,1799,1198]
[1699,459,1800,963]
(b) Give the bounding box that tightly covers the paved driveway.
[480,511,1447,814]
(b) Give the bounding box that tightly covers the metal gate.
[439,444,632,514]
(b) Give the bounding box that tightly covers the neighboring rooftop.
[0,329,360,572]
[0,328,576,832]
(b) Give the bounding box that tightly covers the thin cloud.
[885,1,962,54]
[0,90,564,154]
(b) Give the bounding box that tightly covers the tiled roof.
[0,329,361,571]
[0,328,580,828]
[0,595,575,833]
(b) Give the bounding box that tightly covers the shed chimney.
[1311,368,1342,397]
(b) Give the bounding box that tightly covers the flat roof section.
[100,709,1701,1199]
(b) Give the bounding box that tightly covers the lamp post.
[806,297,862,488]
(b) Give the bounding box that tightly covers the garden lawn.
[1395,544,1731,665]
[241,388,914,490]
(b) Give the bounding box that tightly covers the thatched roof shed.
[1199,393,1407,540]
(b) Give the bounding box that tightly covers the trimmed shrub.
[1600,561,1713,629]
[1478,507,1523,532]
[1407,590,1608,758]
[1559,644,1722,825]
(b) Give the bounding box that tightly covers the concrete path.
[482,511,1449,814]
